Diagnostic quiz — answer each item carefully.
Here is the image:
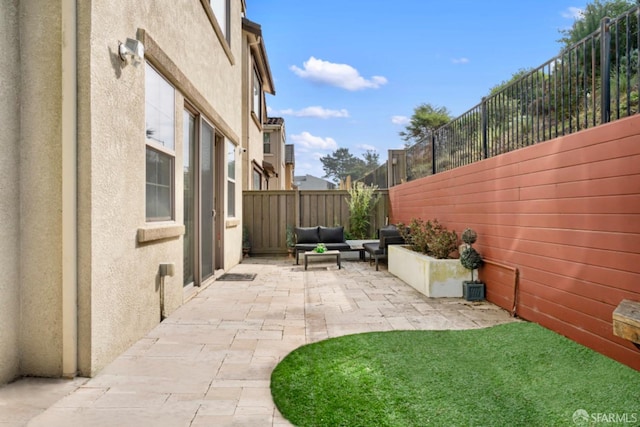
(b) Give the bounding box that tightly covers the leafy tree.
[558,0,635,47]
[362,149,380,170]
[320,148,365,183]
[320,148,381,183]
[351,149,380,179]
[488,68,533,95]
[399,103,452,147]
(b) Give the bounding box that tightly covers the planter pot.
[388,245,469,298]
[463,281,485,301]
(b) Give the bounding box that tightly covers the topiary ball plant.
[460,246,483,282]
[461,228,478,246]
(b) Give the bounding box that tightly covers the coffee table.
[303,250,341,270]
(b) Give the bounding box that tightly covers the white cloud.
[290,131,338,150]
[279,106,350,119]
[451,57,470,64]
[357,144,377,152]
[561,7,583,20]
[290,56,388,91]
[391,115,410,125]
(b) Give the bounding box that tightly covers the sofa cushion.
[295,227,320,244]
[319,226,344,243]
[363,242,384,255]
[324,242,351,251]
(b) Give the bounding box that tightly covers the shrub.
[286,225,295,248]
[398,218,458,259]
[346,183,379,239]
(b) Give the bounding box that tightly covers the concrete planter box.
[388,245,469,298]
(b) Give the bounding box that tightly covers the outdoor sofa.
[294,226,351,265]
[362,225,406,271]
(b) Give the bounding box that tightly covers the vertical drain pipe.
[159,263,175,321]
[61,0,78,378]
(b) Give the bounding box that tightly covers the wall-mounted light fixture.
[119,38,144,67]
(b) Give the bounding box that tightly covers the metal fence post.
[600,17,611,124]
[481,97,488,159]
[431,132,436,175]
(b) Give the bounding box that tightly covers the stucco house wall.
[0,0,260,384]
[0,0,21,384]
[76,0,245,376]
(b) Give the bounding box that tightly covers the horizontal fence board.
[389,115,640,370]
[243,190,388,255]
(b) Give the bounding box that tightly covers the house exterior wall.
[389,114,640,370]
[0,0,21,384]
[17,0,67,379]
[241,35,264,191]
[264,124,286,189]
[75,0,245,376]
[0,0,251,383]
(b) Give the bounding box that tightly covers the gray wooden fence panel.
[243,190,389,255]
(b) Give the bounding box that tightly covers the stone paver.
[0,257,517,427]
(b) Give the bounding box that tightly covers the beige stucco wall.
[18,0,66,378]
[75,0,245,375]
[0,0,21,384]
[0,0,249,384]
[264,125,286,190]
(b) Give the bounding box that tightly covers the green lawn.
[271,322,640,427]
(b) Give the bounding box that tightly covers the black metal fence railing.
[404,6,639,181]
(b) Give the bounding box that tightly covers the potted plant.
[286,225,295,258]
[460,228,485,301]
[389,218,468,298]
[313,243,327,253]
[242,225,251,258]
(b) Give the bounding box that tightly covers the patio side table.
[303,250,341,270]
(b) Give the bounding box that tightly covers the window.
[227,141,236,217]
[253,169,262,190]
[145,63,175,221]
[210,0,229,43]
[263,132,271,154]
[252,67,262,121]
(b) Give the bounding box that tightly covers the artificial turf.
[270,322,640,426]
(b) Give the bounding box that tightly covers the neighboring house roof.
[242,17,275,95]
[266,117,284,126]
[294,174,336,190]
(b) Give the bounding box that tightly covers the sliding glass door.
[183,109,216,287]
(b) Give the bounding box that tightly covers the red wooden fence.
[389,114,640,370]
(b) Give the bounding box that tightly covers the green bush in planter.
[397,218,458,259]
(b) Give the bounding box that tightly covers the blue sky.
[247,1,587,181]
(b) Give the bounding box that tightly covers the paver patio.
[0,256,517,427]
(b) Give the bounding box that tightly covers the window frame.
[263,132,271,154]
[252,67,262,122]
[199,0,234,64]
[226,140,236,217]
[252,168,262,190]
[210,0,230,44]
[145,62,176,222]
